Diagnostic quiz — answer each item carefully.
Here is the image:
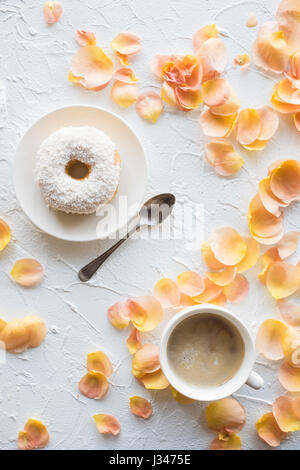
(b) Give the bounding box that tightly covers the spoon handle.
[78,225,140,282]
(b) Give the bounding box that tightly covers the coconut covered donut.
[36,126,121,215]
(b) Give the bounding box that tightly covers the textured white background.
[1,0,300,450]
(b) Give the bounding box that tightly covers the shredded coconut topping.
[35,126,120,214]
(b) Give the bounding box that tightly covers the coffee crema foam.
[167,314,245,387]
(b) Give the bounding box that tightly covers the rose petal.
[0,219,10,251]
[128,296,163,332]
[202,79,231,108]
[248,194,284,242]
[277,299,300,327]
[173,55,202,88]
[169,385,195,404]
[18,419,49,450]
[153,278,180,308]
[236,109,261,146]
[139,368,169,390]
[273,396,300,432]
[210,433,242,450]
[279,361,300,391]
[79,371,109,399]
[130,396,152,418]
[115,52,129,66]
[196,38,227,82]
[111,81,138,107]
[246,12,258,28]
[256,413,286,447]
[256,319,287,360]
[242,139,269,152]
[234,54,250,70]
[0,319,30,353]
[201,242,226,270]
[210,87,240,116]
[69,45,114,90]
[193,24,219,51]
[282,327,300,367]
[277,79,300,104]
[236,237,260,273]
[111,31,141,56]
[200,110,238,138]
[207,266,237,286]
[259,247,282,284]
[87,351,112,377]
[10,259,43,287]
[132,344,160,378]
[126,328,142,355]
[136,92,163,123]
[161,81,177,106]
[257,106,279,140]
[266,261,300,299]
[179,293,198,307]
[210,227,247,266]
[114,68,138,84]
[276,0,300,54]
[272,82,300,113]
[277,231,300,259]
[43,1,62,25]
[211,292,227,306]
[252,23,289,73]
[177,272,204,297]
[270,160,300,202]
[75,29,96,46]
[223,274,249,303]
[175,86,203,111]
[258,178,285,217]
[205,140,243,176]
[93,414,120,435]
[294,112,300,131]
[192,277,223,303]
[107,300,131,329]
[151,55,178,78]
[20,316,47,348]
[205,398,246,434]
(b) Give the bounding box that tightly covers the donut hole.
[65,160,91,180]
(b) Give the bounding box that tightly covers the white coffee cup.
[160,304,264,401]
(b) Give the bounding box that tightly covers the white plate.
[13,105,147,242]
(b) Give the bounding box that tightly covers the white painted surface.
[0,0,299,450]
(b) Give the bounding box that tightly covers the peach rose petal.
[257,106,279,140]
[0,218,11,251]
[294,112,300,131]
[136,92,163,123]
[237,109,261,146]
[115,52,129,66]
[130,396,152,419]
[258,178,284,217]
[252,23,289,74]
[153,278,180,308]
[256,413,286,447]
[202,79,231,108]
[210,227,247,266]
[21,316,47,348]
[139,369,169,390]
[87,351,112,377]
[151,55,177,78]
[111,81,138,108]
[200,110,237,138]
[277,299,300,327]
[273,396,300,432]
[93,414,120,435]
[174,55,202,88]
[114,68,138,84]
[277,79,300,105]
[75,29,96,46]
[266,261,300,299]
[69,45,114,90]
[175,87,203,111]
[18,419,49,450]
[201,242,226,270]
[177,272,204,297]
[10,259,43,287]
[126,328,142,355]
[193,24,219,51]
[197,38,227,82]
[282,327,300,367]
[259,247,282,284]
[107,300,131,329]
[128,296,163,332]
[272,83,300,113]
[270,160,300,202]
[0,319,30,353]
[207,266,237,287]
[210,433,242,450]
[276,0,300,54]
[247,12,258,28]
[170,385,195,404]
[111,31,141,56]
[223,274,249,303]
[205,140,244,176]
[132,344,160,378]
[193,277,223,303]
[211,292,227,306]
[233,53,250,70]
[206,397,246,434]
[242,139,268,152]
[179,293,198,307]
[236,237,260,273]
[248,194,284,242]
[44,1,62,25]
[277,232,300,259]
[79,371,109,399]
[279,361,300,391]
[161,81,177,106]
[256,319,287,360]
[210,87,240,116]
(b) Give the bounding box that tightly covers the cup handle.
[246,370,264,390]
